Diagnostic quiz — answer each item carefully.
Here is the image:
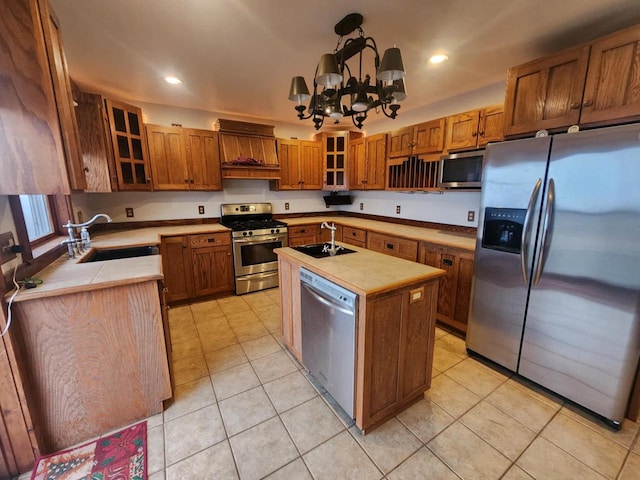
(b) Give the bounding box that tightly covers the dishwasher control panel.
[300,268,357,310]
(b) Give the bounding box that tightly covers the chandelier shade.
[288,13,407,130]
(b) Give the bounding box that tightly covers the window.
[19,195,54,242]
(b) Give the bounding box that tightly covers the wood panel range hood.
[214,119,280,179]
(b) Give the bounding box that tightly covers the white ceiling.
[51,0,640,128]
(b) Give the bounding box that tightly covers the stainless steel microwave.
[439,149,485,189]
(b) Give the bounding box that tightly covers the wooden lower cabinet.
[278,257,302,361]
[418,242,474,333]
[367,232,418,261]
[288,225,320,247]
[342,226,367,248]
[161,233,233,303]
[319,224,343,243]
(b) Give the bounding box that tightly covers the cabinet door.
[146,124,189,190]
[106,99,152,190]
[38,0,87,190]
[160,236,193,303]
[278,257,302,361]
[477,105,504,146]
[445,110,480,151]
[453,256,474,328]
[0,0,71,194]
[503,45,590,136]
[191,245,234,297]
[387,126,413,158]
[348,137,366,190]
[322,133,349,191]
[412,118,445,155]
[277,139,301,190]
[185,128,222,191]
[364,133,387,190]
[367,232,418,261]
[299,140,323,190]
[343,226,367,246]
[580,25,640,125]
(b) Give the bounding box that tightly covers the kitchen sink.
[292,243,356,259]
[81,245,160,263]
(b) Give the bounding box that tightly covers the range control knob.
[243,231,248,236]
[248,231,253,236]
[276,228,280,233]
[271,229,275,234]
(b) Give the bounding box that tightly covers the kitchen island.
[276,244,445,433]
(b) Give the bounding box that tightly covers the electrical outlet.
[0,232,17,265]
[359,202,364,211]
[125,207,134,218]
[396,205,401,214]
[198,205,205,215]
[467,210,475,222]
[285,202,290,210]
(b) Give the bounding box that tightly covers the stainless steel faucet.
[320,222,342,256]
[62,214,112,258]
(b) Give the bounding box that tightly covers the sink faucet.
[320,222,342,256]
[62,214,112,258]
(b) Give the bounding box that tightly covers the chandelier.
[288,13,407,130]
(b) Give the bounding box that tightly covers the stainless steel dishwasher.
[300,267,358,418]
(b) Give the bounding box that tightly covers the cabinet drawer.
[343,226,367,243]
[289,225,320,237]
[189,232,231,248]
[368,232,418,261]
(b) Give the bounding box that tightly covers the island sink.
[82,245,159,263]
[292,243,356,258]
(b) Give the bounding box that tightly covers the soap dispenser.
[80,227,91,249]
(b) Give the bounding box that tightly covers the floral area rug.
[30,421,146,480]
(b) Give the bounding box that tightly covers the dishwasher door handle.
[301,282,355,316]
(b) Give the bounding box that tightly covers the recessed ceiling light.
[164,76,183,85]
[429,54,449,64]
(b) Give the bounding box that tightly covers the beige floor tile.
[396,397,455,443]
[264,458,312,479]
[218,386,277,436]
[205,344,248,374]
[486,380,559,432]
[164,376,216,422]
[168,305,192,323]
[561,405,640,449]
[434,326,448,339]
[502,465,535,479]
[232,320,270,342]
[252,303,281,321]
[172,354,209,387]
[619,452,640,480]
[146,413,164,429]
[199,328,238,354]
[303,430,382,480]
[149,470,165,480]
[169,318,199,345]
[195,318,233,337]
[387,447,459,480]
[147,424,165,475]
[427,422,511,479]
[226,310,261,328]
[541,412,628,478]
[166,440,238,480]
[251,350,297,383]
[263,371,318,413]
[460,401,536,461]
[243,291,276,309]
[424,374,481,418]
[281,397,345,454]
[170,336,204,362]
[211,362,260,400]
[217,296,252,315]
[349,418,421,474]
[164,404,226,466]
[263,317,282,334]
[635,436,640,454]
[192,312,228,328]
[517,437,607,480]
[432,345,466,373]
[436,334,468,357]
[510,377,564,409]
[445,357,506,397]
[229,416,299,480]
[190,299,224,318]
[241,334,282,361]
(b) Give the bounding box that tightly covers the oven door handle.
[301,282,355,316]
[234,237,283,244]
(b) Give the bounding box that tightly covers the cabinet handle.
[84,166,90,172]
[442,258,453,266]
[185,179,190,183]
[300,229,306,233]
[207,238,215,243]
[583,99,593,107]
[190,179,195,183]
[352,232,357,236]
[570,102,581,109]
[146,178,151,183]
[471,131,477,137]
[386,243,394,250]
[478,130,485,136]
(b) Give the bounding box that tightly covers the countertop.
[276,244,445,297]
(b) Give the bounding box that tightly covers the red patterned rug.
[30,421,147,480]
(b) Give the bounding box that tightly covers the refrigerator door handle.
[533,178,555,286]
[521,178,542,284]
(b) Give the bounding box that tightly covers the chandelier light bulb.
[164,76,183,85]
[429,54,449,64]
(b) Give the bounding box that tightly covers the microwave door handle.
[533,178,555,286]
[521,178,542,284]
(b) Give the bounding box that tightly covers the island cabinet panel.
[161,236,194,303]
[342,226,367,248]
[11,281,171,452]
[278,257,302,361]
[367,232,418,262]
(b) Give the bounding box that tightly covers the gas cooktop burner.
[227,219,287,232]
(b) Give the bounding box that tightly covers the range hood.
[215,119,280,179]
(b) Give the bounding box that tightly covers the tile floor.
[24,289,640,479]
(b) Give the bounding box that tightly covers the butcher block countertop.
[275,244,445,297]
[282,216,476,251]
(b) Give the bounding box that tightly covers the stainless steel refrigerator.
[466,123,640,426]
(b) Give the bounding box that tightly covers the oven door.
[232,235,288,277]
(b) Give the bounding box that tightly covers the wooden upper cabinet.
[319,131,357,191]
[0,0,79,194]
[299,140,323,190]
[503,45,590,136]
[387,119,445,159]
[185,128,222,191]
[274,139,322,190]
[363,133,387,190]
[275,139,300,190]
[147,125,189,190]
[348,137,366,190]
[219,134,278,165]
[580,25,640,125]
[445,105,504,151]
[387,126,414,158]
[105,99,152,190]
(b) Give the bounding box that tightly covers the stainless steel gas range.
[220,203,288,294]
